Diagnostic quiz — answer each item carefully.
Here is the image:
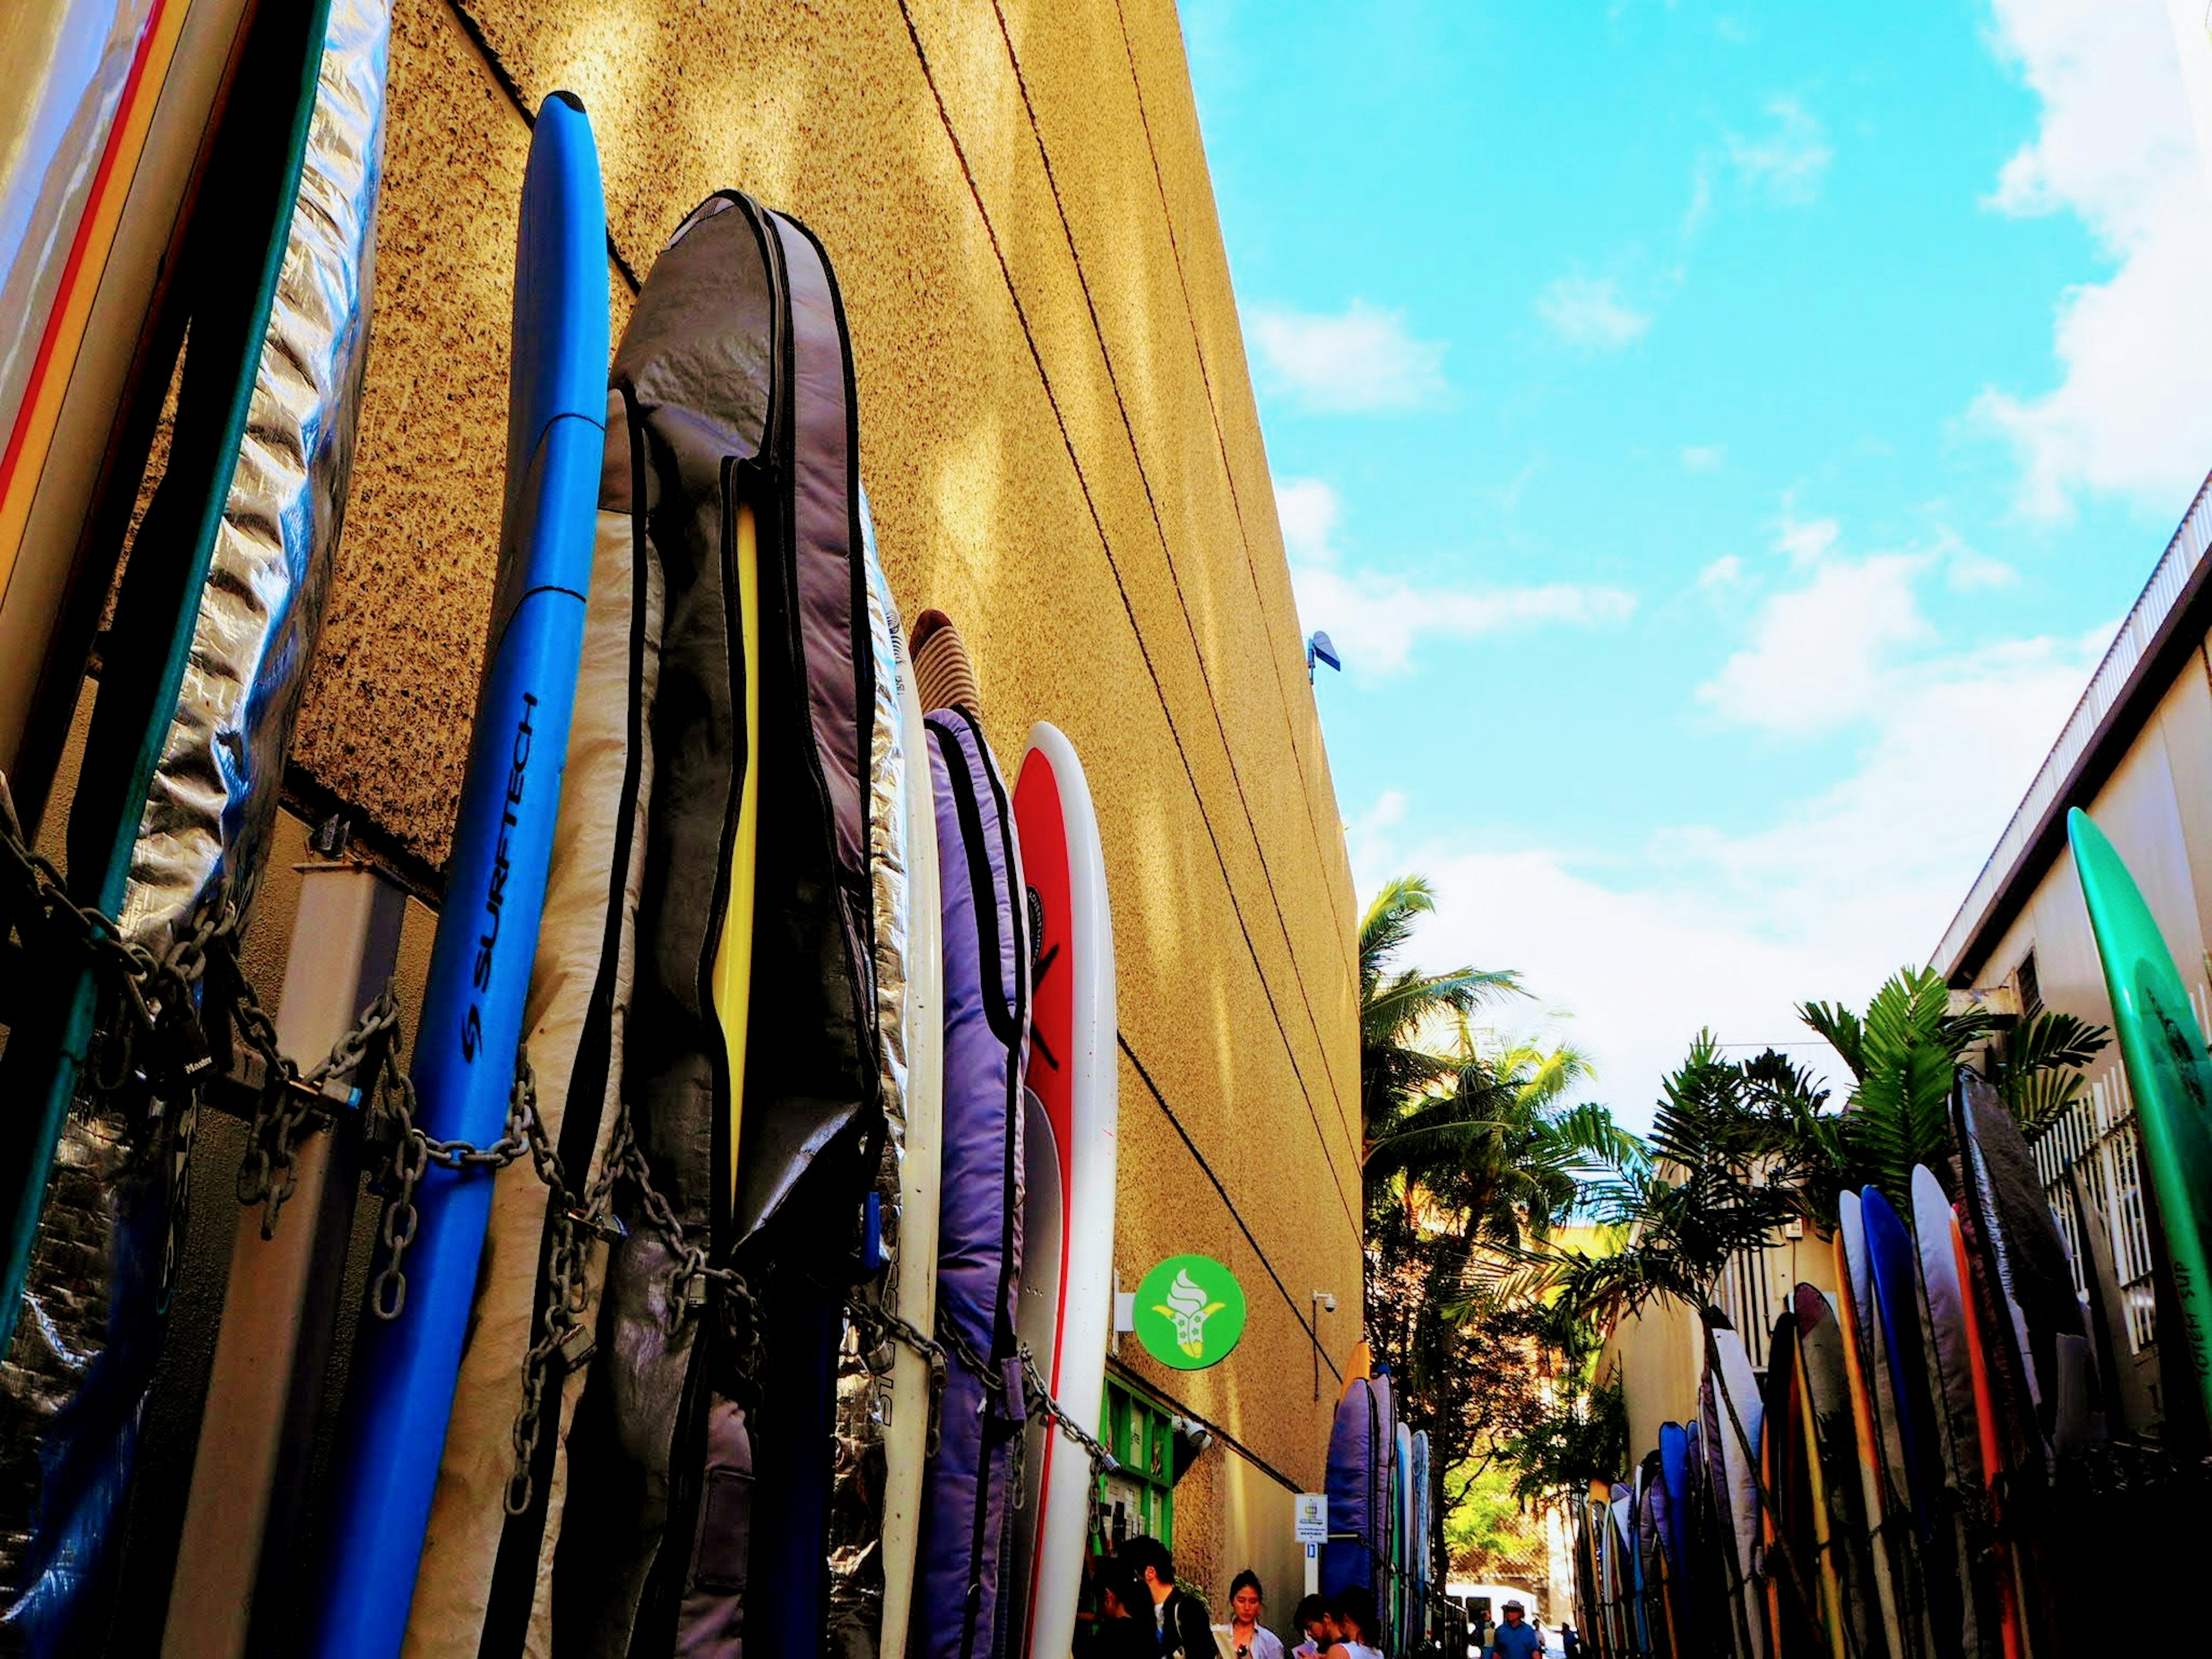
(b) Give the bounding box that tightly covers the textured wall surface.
[285,0,1361,1605]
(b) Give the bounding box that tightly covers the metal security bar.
[1719,1244,1779,1372]
[2034,1063,2160,1352]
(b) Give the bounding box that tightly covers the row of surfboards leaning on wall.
[3,6,1122,1657]
[1320,1346,1437,1657]
[1570,805,2212,1659]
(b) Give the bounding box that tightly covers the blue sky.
[1186,0,2212,1125]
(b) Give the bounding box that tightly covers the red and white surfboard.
[1009,722,1118,1659]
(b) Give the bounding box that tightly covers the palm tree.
[1541,1032,1802,1325]
[1795,964,2109,1218]
[1366,1030,1647,1246]
[1355,874,1649,1599]
[1358,875,1522,1153]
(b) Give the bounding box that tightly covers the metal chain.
[1,781,224,1094]
[0,773,427,1258]
[237,987,401,1238]
[1017,1341,1120,1482]
[919,1308,1120,1499]
[849,1296,951,1457]
[503,1054,611,1513]
[364,1048,537,1321]
[352,1041,763,1512]
[0,779,768,1517]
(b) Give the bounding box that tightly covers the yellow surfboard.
[1343,1337,1374,1391]
[711,500,761,1200]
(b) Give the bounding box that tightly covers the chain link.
[911,1304,1120,1498]
[1017,1342,1120,1482]
[1,774,226,1096]
[1,781,775,1518]
[849,1297,951,1458]
[11,782,1113,1528]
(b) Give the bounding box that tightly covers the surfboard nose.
[505,91,608,510]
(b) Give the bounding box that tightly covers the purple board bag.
[912,706,1029,1659]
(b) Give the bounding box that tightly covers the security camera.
[1314,1292,1337,1314]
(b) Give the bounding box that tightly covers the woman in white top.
[1226,1571,1286,1659]
[1322,1588,1384,1659]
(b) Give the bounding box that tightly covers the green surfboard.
[2069,807,2212,1428]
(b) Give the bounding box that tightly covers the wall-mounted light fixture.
[1306,631,1340,684]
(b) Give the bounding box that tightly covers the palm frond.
[1798,1000,1867,1081]
[1990,1009,2111,1132]
[1848,966,1956,1207]
[1359,874,1438,987]
[1543,1100,1652,1178]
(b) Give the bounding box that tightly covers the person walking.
[1487,1600,1543,1659]
[1226,1571,1285,1659]
[1095,1561,1164,1659]
[1120,1536,1214,1659]
[1290,1594,1334,1659]
[1322,1590,1383,1659]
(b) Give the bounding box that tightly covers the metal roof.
[1933,467,2212,982]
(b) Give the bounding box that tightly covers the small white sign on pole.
[1295,1493,1327,1596]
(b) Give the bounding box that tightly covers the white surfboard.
[1011,722,1118,1659]
[1711,1324,1767,1659]
[880,652,945,1659]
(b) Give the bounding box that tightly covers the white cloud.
[1359,585,2105,1126]
[1942,544,2020,592]
[1699,552,1933,732]
[1247,301,1447,412]
[1726,97,1834,204]
[1973,0,2212,519]
[1289,562,1636,676]
[1681,444,1726,473]
[1774,512,1840,566]
[1273,477,1636,674]
[1695,554,1744,590]
[1536,275,1653,350]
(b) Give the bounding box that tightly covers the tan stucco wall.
[1597,1298,1702,1475]
[274,0,1358,1608]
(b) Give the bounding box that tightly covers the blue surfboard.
[1862,1184,1963,1659]
[1660,1421,1690,1597]
[1861,1190,1934,1531]
[308,92,608,1659]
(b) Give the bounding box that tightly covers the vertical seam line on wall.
[445,0,643,294]
[1104,0,1357,975]
[450,0,1363,1225]
[1107,1355,1310,1493]
[895,0,1364,1234]
[978,0,1353,1124]
[1120,1032,1347,1382]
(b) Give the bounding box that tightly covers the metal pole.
[163,863,407,1659]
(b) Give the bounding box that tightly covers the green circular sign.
[1134,1254,1246,1370]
